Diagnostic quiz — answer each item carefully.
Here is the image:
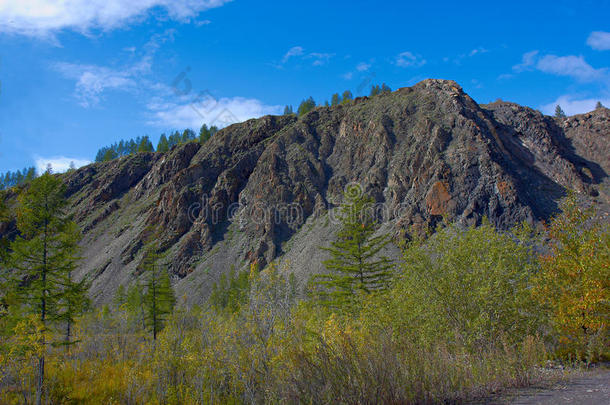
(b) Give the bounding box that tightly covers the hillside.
[4,79,609,305]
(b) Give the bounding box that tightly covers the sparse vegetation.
[0,182,607,404]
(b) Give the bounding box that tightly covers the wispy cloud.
[587,31,610,51]
[34,156,91,174]
[512,50,608,83]
[52,29,174,107]
[468,47,489,57]
[53,62,138,107]
[395,51,426,68]
[0,0,231,39]
[356,62,371,72]
[536,54,607,82]
[282,46,305,63]
[307,52,334,66]
[279,46,334,67]
[512,50,539,72]
[540,94,610,116]
[147,96,282,129]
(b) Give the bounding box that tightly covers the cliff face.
[7,79,609,304]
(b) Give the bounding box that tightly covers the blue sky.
[0,0,609,173]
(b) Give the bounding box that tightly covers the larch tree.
[369,84,381,97]
[141,248,175,340]
[199,124,211,143]
[314,185,393,310]
[8,173,88,405]
[555,105,567,118]
[297,97,316,116]
[157,134,170,153]
[331,93,341,106]
[138,136,155,153]
[341,90,353,105]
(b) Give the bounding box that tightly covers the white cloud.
[540,95,610,116]
[356,62,371,72]
[307,52,334,66]
[512,50,539,72]
[0,0,231,38]
[34,156,91,174]
[587,31,610,51]
[536,54,606,82]
[511,51,608,83]
[280,47,334,66]
[147,95,282,129]
[342,72,353,80]
[52,29,174,107]
[53,62,138,107]
[282,46,304,63]
[468,47,488,57]
[395,51,426,68]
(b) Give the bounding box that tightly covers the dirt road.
[494,368,610,404]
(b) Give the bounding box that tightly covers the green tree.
[596,101,605,109]
[0,196,8,262]
[283,105,294,115]
[157,134,170,153]
[181,129,196,143]
[297,97,316,116]
[380,83,391,94]
[314,185,393,309]
[395,221,542,347]
[533,195,609,361]
[209,266,251,313]
[199,124,211,143]
[555,105,567,118]
[341,90,353,105]
[138,136,154,153]
[8,173,88,405]
[141,248,175,340]
[369,85,381,97]
[331,93,341,106]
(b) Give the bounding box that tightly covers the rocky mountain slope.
[5,79,609,305]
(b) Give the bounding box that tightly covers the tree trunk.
[36,355,44,405]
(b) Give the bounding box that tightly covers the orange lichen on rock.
[426,181,452,215]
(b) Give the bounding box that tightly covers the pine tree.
[199,124,211,143]
[555,105,566,118]
[380,83,391,94]
[297,97,316,116]
[331,93,341,106]
[369,85,381,97]
[596,101,605,109]
[8,173,88,405]
[341,90,353,105]
[157,134,170,153]
[138,136,154,153]
[314,185,393,310]
[141,248,175,340]
[283,105,294,115]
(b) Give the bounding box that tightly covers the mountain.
[4,79,609,305]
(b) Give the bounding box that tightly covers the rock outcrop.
[4,79,608,304]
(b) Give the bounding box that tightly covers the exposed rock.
[4,79,608,305]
